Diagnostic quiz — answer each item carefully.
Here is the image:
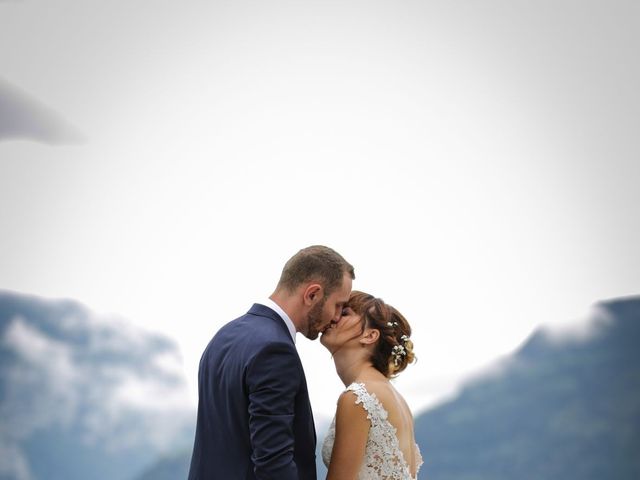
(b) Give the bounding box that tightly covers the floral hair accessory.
[391,344,407,366]
[387,321,399,328]
[400,335,410,343]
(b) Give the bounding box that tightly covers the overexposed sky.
[1,0,639,420]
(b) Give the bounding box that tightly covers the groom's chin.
[305,330,320,341]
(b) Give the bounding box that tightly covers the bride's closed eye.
[341,307,353,316]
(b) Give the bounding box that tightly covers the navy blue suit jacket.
[188,304,317,480]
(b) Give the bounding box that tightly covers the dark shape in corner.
[0,77,85,145]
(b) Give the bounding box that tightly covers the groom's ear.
[360,328,380,346]
[303,283,323,306]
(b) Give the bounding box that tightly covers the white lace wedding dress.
[321,382,423,480]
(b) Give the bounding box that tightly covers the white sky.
[1,0,639,420]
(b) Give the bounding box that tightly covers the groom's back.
[188,313,270,479]
[187,305,317,480]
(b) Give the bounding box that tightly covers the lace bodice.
[321,382,423,479]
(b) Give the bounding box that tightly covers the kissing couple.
[188,245,422,480]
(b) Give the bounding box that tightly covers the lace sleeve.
[345,383,419,480]
[415,442,424,475]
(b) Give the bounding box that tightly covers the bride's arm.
[326,391,370,480]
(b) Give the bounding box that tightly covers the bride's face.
[319,306,364,352]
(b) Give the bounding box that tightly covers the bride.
[320,291,423,480]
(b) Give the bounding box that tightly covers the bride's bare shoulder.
[363,380,413,418]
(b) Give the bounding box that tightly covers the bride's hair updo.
[348,291,416,378]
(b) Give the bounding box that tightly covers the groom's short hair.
[277,245,355,296]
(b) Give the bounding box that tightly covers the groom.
[188,245,354,479]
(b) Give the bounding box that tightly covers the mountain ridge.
[414,296,640,479]
[2,290,637,479]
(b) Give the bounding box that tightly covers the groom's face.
[304,273,352,340]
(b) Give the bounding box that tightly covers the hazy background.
[1,0,639,426]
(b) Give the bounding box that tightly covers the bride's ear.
[360,328,380,346]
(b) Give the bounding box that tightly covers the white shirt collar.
[260,298,297,344]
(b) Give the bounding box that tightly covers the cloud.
[0,290,194,478]
[0,78,84,144]
[0,441,31,480]
[538,302,620,346]
[0,317,76,480]
[1,317,79,434]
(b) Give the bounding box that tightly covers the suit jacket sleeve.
[246,341,302,480]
